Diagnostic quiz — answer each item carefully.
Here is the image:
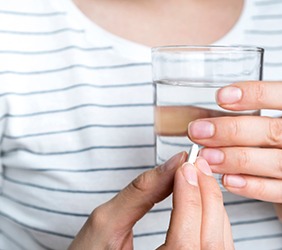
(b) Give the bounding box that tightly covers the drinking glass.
[152,45,264,190]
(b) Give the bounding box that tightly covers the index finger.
[196,157,233,250]
[164,158,232,249]
[217,81,282,111]
[163,161,202,249]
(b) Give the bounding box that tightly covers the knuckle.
[237,149,250,168]
[253,81,266,104]
[254,178,267,199]
[228,118,240,138]
[118,170,156,210]
[90,204,109,230]
[131,171,151,194]
[253,178,282,203]
[267,119,282,146]
[90,205,125,249]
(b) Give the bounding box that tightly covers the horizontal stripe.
[3,165,154,172]
[245,29,282,35]
[2,194,89,217]
[0,28,84,35]
[0,62,150,75]
[252,15,282,20]
[0,212,74,239]
[3,123,153,139]
[265,62,282,67]
[224,199,262,206]
[255,0,282,6]
[263,46,282,51]
[234,233,282,243]
[231,216,278,226]
[0,10,66,16]
[0,82,152,98]
[4,195,170,217]
[149,208,171,213]
[0,46,113,55]
[3,175,121,193]
[134,231,166,238]
[0,103,153,122]
[2,144,154,156]
[3,190,262,212]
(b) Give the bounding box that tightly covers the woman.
[0,0,282,249]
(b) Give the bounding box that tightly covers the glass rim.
[151,45,264,54]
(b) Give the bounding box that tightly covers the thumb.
[104,151,187,230]
[69,152,187,250]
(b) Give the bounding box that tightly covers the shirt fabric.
[1,0,282,249]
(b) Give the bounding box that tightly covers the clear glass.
[152,45,264,190]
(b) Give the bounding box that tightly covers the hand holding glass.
[152,45,264,189]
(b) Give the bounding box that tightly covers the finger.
[70,152,187,249]
[164,162,201,249]
[222,174,282,203]
[106,151,187,229]
[200,147,282,179]
[216,81,282,111]
[196,158,226,249]
[188,116,282,148]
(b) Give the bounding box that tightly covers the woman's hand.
[188,81,282,211]
[68,153,234,249]
[158,157,234,249]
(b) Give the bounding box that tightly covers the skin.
[188,81,282,219]
[73,0,244,47]
[69,154,234,249]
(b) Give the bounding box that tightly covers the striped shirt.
[1,0,282,249]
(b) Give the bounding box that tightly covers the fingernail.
[188,121,215,139]
[199,148,224,164]
[217,86,242,104]
[182,162,198,186]
[223,174,246,188]
[195,157,213,176]
[159,152,186,172]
